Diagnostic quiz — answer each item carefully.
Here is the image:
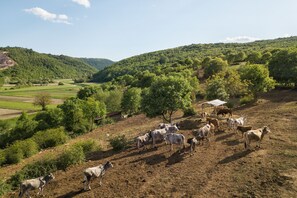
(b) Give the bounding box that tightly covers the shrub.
[33,127,69,149]
[183,107,197,117]
[57,145,85,171]
[58,82,64,86]
[74,140,101,154]
[109,135,129,151]
[240,95,255,105]
[4,139,39,164]
[0,150,5,166]
[226,101,235,108]
[0,180,11,197]
[97,117,114,126]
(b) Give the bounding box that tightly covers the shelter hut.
[201,99,227,115]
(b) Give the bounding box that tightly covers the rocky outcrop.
[0,51,15,70]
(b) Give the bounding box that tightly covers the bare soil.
[3,89,297,198]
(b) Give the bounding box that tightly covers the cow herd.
[17,107,271,197]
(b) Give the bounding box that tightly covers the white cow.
[83,161,113,191]
[244,126,271,150]
[227,117,246,131]
[164,133,186,151]
[136,132,151,149]
[19,173,55,198]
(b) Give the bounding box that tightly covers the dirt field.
[3,89,297,198]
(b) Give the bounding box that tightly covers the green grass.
[0,84,82,99]
[0,100,57,111]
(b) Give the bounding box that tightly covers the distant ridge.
[79,58,114,70]
[0,47,100,83]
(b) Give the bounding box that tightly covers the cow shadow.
[130,153,167,166]
[222,139,241,146]
[215,133,235,142]
[166,149,186,166]
[218,150,252,164]
[112,147,157,161]
[87,149,116,161]
[56,189,84,198]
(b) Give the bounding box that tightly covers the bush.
[58,82,64,86]
[240,95,255,105]
[183,107,197,117]
[0,150,5,166]
[226,101,235,108]
[97,117,114,126]
[33,127,69,149]
[109,135,129,151]
[0,180,11,197]
[74,140,101,154]
[57,145,85,171]
[4,139,39,164]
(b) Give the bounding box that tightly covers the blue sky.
[1,0,296,61]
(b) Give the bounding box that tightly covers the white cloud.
[24,7,71,24]
[72,0,91,8]
[222,36,260,43]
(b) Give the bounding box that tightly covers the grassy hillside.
[93,36,297,82]
[0,47,98,83]
[79,58,114,70]
[2,89,297,197]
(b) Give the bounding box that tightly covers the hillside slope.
[79,58,114,70]
[93,36,297,82]
[0,47,98,82]
[4,89,297,198]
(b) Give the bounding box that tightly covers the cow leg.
[170,144,173,151]
[25,190,31,198]
[99,176,103,186]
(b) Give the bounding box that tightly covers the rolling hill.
[79,58,114,70]
[92,36,297,83]
[0,47,98,83]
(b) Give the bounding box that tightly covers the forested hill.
[92,36,297,83]
[0,47,98,83]
[79,58,114,70]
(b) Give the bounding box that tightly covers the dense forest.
[92,36,297,85]
[79,58,114,70]
[0,47,98,84]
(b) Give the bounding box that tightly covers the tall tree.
[82,98,106,130]
[204,57,228,78]
[141,76,192,123]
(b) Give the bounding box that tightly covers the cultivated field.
[2,89,297,198]
[0,80,89,119]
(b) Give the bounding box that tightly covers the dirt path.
[0,95,64,104]
[4,89,297,198]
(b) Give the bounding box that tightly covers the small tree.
[205,75,229,101]
[121,87,142,115]
[33,92,51,110]
[204,57,228,78]
[82,97,106,130]
[239,64,275,99]
[141,76,192,123]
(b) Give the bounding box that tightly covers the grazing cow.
[227,117,246,131]
[217,108,232,117]
[19,173,55,198]
[165,125,179,133]
[164,133,186,152]
[136,132,151,149]
[150,128,167,148]
[83,161,113,191]
[201,112,209,118]
[206,117,220,132]
[192,123,214,145]
[244,126,271,150]
[187,137,198,155]
[237,125,252,137]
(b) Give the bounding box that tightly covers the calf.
[217,108,232,117]
[136,132,151,149]
[19,173,55,198]
[187,137,198,155]
[244,126,271,150]
[193,123,214,145]
[206,117,220,132]
[83,161,113,191]
[227,117,246,131]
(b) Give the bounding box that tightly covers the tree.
[261,52,272,64]
[35,108,64,130]
[268,49,297,86]
[239,64,275,99]
[205,75,229,101]
[141,76,192,123]
[121,87,142,115]
[82,97,106,130]
[246,51,262,64]
[77,86,99,100]
[33,92,51,110]
[204,57,228,78]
